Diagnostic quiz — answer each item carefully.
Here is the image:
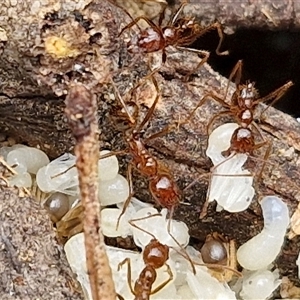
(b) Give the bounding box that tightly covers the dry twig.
[65,84,116,300]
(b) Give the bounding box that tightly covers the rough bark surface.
[0,0,300,298]
[0,184,82,300]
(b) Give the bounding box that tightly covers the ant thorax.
[128,27,163,54]
[237,109,253,127]
[162,27,176,44]
[127,136,158,177]
[149,173,180,209]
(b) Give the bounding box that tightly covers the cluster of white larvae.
[206,123,292,299]
[0,141,294,300]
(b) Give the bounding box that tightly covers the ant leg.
[250,122,272,182]
[174,48,209,82]
[119,16,160,37]
[118,258,136,296]
[162,48,167,64]
[116,164,134,229]
[253,81,293,115]
[186,93,230,126]
[169,0,189,25]
[206,110,233,136]
[194,261,242,277]
[111,79,136,125]
[117,294,125,300]
[213,22,229,56]
[145,93,230,142]
[253,140,272,183]
[199,172,213,219]
[150,263,174,294]
[224,60,243,102]
[129,213,163,240]
[166,207,197,274]
[136,73,161,132]
[158,1,168,26]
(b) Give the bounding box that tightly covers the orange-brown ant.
[117,214,241,300]
[110,73,181,229]
[117,215,174,300]
[50,72,182,238]
[119,0,228,76]
[181,60,293,217]
[111,73,205,274]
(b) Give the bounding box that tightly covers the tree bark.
[1,0,300,296]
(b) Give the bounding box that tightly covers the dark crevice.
[187,27,300,117]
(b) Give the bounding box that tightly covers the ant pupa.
[119,0,228,76]
[200,232,239,282]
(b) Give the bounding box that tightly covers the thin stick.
[65,85,116,300]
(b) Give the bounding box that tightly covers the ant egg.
[240,269,281,300]
[43,192,70,223]
[36,153,78,195]
[7,146,49,174]
[9,172,32,188]
[98,150,119,181]
[237,195,290,270]
[131,207,189,249]
[98,174,130,206]
[0,144,27,160]
[206,123,255,212]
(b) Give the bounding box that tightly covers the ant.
[182,60,293,217]
[117,214,174,300]
[119,0,228,77]
[50,72,181,235]
[117,214,241,300]
[110,73,205,274]
[110,72,181,231]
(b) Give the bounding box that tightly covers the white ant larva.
[206,123,255,213]
[237,195,290,270]
[239,269,281,300]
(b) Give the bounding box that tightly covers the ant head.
[240,81,256,100]
[112,101,138,132]
[132,129,146,140]
[143,239,169,268]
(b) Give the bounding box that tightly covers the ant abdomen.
[227,127,255,155]
[143,239,169,268]
[149,173,180,209]
[128,27,163,54]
